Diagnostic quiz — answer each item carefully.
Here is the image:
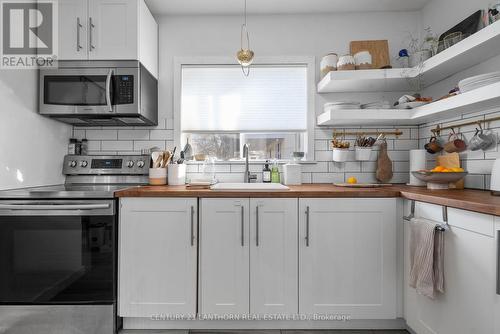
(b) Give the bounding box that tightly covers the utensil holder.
[149,168,167,186]
[168,164,186,185]
[355,147,373,161]
[332,148,350,162]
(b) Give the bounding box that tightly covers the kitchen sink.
[210,183,290,191]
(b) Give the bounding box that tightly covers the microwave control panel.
[116,75,134,104]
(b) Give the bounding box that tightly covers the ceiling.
[145,0,431,15]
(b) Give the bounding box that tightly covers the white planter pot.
[355,147,373,161]
[332,148,349,162]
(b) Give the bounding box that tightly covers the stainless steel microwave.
[39,61,158,126]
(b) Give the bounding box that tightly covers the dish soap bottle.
[271,160,280,183]
[263,160,271,183]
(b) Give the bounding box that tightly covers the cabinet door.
[59,0,88,59]
[299,198,397,319]
[495,217,500,334]
[404,202,497,334]
[200,199,249,315]
[88,0,137,60]
[118,198,198,317]
[250,199,298,315]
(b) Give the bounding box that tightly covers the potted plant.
[331,136,350,162]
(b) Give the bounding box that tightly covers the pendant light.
[236,0,254,76]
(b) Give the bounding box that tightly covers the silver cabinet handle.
[305,206,310,247]
[89,17,95,50]
[256,205,259,246]
[76,17,83,51]
[241,206,244,247]
[190,206,195,246]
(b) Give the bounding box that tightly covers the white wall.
[0,70,71,190]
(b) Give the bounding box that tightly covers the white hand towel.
[409,217,445,299]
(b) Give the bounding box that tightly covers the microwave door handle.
[0,204,110,210]
[105,69,113,112]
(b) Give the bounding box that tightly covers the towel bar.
[403,200,449,231]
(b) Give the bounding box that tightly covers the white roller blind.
[181,65,308,131]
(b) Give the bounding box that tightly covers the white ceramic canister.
[167,164,187,185]
[283,163,302,185]
[353,51,373,69]
[320,53,338,78]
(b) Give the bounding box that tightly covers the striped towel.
[409,217,445,299]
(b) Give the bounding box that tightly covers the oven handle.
[0,203,110,210]
[105,69,113,112]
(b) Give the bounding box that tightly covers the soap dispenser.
[263,160,271,183]
[271,160,281,183]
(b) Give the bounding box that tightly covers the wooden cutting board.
[436,153,464,189]
[350,40,391,69]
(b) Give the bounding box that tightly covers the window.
[179,61,311,161]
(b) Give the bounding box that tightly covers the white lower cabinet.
[199,198,298,315]
[404,201,498,334]
[250,199,298,315]
[199,198,250,315]
[495,217,500,334]
[298,198,398,319]
[118,198,198,317]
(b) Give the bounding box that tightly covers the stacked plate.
[458,71,500,93]
[360,101,392,109]
[324,101,361,110]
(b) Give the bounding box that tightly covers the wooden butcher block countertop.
[114,184,500,216]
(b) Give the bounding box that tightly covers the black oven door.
[0,200,116,305]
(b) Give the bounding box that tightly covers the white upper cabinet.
[299,198,398,319]
[58,0,88,60]
[118,198,198,317]
[58,0,158,77]
[404,201,498,334]
[249,199,298,315]
[88,0,137,60]
[199,199,250,315]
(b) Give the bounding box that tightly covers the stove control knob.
[137,160,145,168]
[127,161,134,168]
[80,161,88,168]
[68,160,77,168]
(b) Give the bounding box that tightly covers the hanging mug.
[469,128,496,151]
[444,132,467,153]
[424,136,443,154]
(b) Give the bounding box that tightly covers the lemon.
[347,177,357,184]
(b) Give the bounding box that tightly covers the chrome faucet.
[243,144,257,183]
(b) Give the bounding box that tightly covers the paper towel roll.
[409,149,427,186]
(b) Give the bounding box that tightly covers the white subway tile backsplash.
[118,129,149,140]
[101,140,133,151]
[150,129,174,140]
[86,129,117,140]
[311,173,344,184]
[133,140,166,151]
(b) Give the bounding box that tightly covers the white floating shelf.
[317,21,500,93]
[317,81,500,126]
[317,108,414,126]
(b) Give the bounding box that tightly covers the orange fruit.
[451,167,464,172]
[432,166,446,172]
[347,177,358,184]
